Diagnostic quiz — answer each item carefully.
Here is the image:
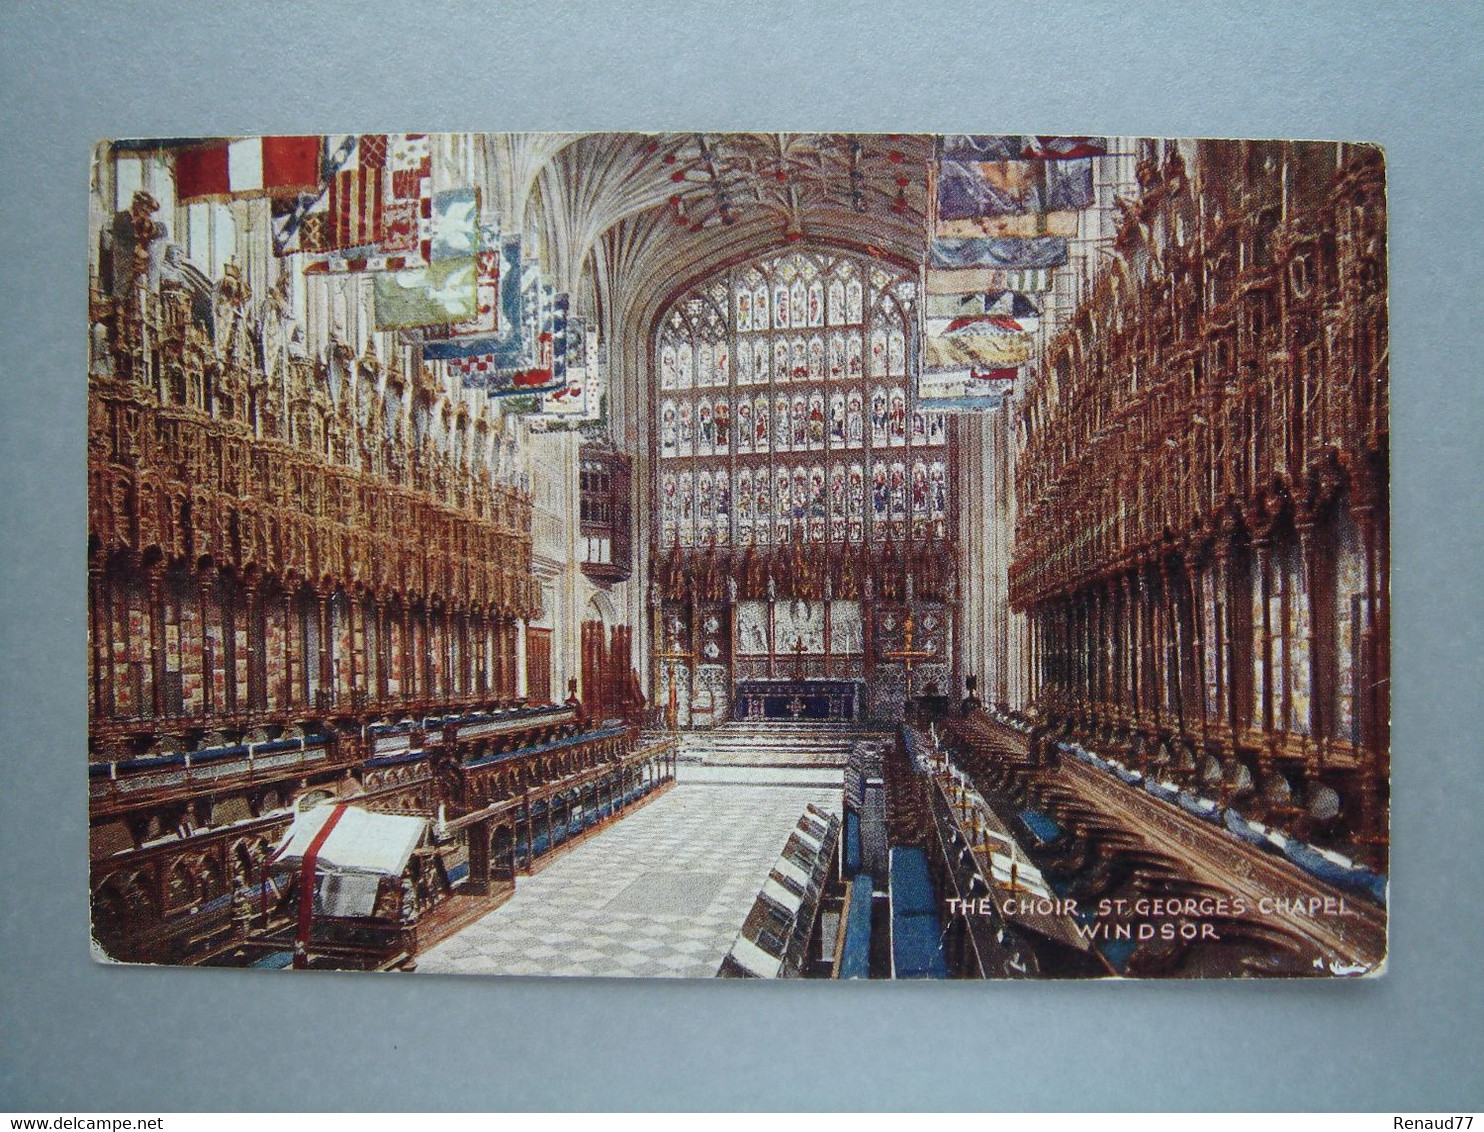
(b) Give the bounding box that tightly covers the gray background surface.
[2,0,1481,1112]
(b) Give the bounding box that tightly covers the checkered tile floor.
[415,783,841,979]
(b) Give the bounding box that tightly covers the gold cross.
[883,610,935,698]
[882,611,933,673]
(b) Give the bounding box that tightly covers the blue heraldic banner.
[929,237,1069,270]
[421,235,525,362]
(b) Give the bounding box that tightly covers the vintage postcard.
[87,133,1387,978]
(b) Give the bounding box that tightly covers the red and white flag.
[175,136,322,202]
[297,134,434,270]
[327,166,385,249]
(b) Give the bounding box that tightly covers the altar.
[733,679,863,724]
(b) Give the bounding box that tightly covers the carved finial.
[357,342,383,383]
[128,190,162,238]
[217,261,250,309]
[127,190,165,281]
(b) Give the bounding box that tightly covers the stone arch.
[585,591,618,628]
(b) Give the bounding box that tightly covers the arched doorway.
[581,593,638,722]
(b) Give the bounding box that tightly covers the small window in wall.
[583,536,613,566]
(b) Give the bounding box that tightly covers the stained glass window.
[656,249,947,549]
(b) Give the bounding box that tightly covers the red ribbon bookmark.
[293,803,350,970]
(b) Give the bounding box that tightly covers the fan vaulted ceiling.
[507,133,933,324]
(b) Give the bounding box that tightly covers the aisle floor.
[416,782,840,979]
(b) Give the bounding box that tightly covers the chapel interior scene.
[87,133,1388,978]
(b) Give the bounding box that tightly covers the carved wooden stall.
[246,711,675,970]
[930,711,1386,977]
[440,728,679,897]
[1009,142,1388,868]
[85,192,651,967]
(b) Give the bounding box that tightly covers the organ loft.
[87,134,1387,978]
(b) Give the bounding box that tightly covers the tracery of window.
[657,250,947,551]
